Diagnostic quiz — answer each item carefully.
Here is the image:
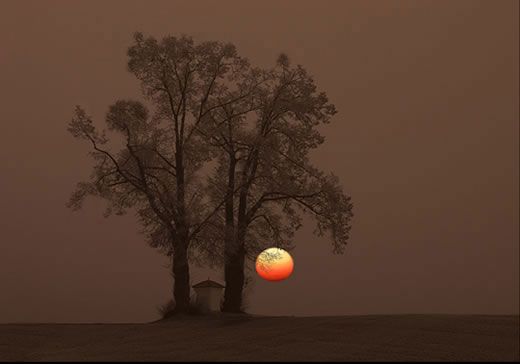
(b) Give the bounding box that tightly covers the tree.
[68,33,354,314]
[203,54,354,312]
[67,32,252,313]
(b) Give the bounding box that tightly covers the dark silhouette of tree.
[68,32,353,315]
[202,54,354,312]
[67,32,253,314]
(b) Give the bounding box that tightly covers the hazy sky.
[1,0,518,323]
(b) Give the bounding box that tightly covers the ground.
[1,315,518,361]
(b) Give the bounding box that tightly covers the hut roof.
[192,279,225,289]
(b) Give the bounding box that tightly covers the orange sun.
[255,248,294,281]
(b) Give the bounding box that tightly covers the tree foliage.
[67,32,354,313]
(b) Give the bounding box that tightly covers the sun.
[255,248,294,281]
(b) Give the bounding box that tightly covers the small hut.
[192,278,225,313]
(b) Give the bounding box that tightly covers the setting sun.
[255,248,294,281]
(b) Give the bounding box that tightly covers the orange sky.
[0,0,518,323]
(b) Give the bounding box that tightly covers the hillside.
[1,315,518,361]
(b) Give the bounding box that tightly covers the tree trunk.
[172,139,190,313]
[172,237,190,313]
[222,186,248,313]
[222,153,244,313]
[222,146,260,312]
[222,241,245,313]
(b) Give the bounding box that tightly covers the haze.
[0,0,518,323]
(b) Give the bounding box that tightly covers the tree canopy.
[67,32,354,313]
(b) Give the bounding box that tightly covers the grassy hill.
[1,314,518,361]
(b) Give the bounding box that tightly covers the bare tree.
[68,33,353,314]
[204,54,354,312]
[67,32,252,313]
